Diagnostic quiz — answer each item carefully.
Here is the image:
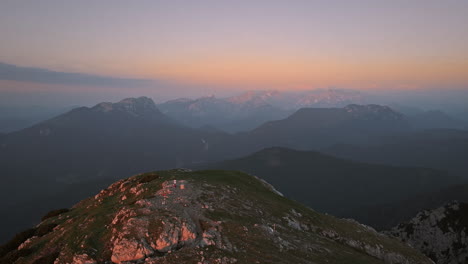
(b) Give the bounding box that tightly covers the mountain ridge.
[0,169,433,264]
[194,147,460,217]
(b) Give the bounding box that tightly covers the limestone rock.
[72,253,97,264]
[386,201,468,264]
[111,238,153,263]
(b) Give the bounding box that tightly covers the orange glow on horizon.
[1,55,467,93]
[127,54,468,90]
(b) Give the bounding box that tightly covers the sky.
[1,0,468,106]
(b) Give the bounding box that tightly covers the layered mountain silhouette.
[408,110,468,130]
[195,147,460,217]
[1,96,466,243]
[210,104,411,159]
[247,104,407,148]
[345,183,468,230]
[0,97,230,241]
[0,99,417,201]
[0,96,227,207]
[0,169,433,264]
[324,129,468,177]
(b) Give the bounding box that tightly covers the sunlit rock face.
[71,253,97,264]
[2,170,433,264]
[104,178,229,263]
[386,201,468,264]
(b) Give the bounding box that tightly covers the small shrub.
[137,173,159,184]
[32,251,59,264]
[41,208,70,221]
[0,222,58,260]
[0,248,33,264]
[200,220,212,231]
[35,223,58,237]
[0,228,36,257]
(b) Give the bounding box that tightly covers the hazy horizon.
[1,1,468,107]
[1,1,468,117]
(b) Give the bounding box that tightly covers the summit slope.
[1,170,432,264]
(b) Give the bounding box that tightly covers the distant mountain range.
[2,90,466,134]
[1,96,467,242]
[158,89,364,132]
[158,93,292,133]
[0,97,468,195]
[0,97,228,240]
[0,97,226,203]
[2,97,466,201]
[224,104,409,152]
[158,90,468,133]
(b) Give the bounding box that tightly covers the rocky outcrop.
[282,212,427,264]
[110,238,153,263]
[71,253,97,264]
[386,201,468,264]
[105,179,230,263]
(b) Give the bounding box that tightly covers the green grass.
[9,169,431,264]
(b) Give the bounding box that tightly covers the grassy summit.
[1,170,432,264]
